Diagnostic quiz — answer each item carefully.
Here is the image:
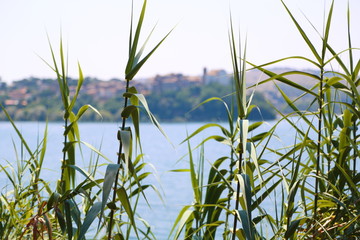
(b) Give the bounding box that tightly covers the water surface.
[1,120,296,239]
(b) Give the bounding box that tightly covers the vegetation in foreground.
[0,0,359,239]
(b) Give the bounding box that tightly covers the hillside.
[0,68,321,122]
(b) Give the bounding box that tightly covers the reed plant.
[169,1,359,240]
[0,37,105,238]
[247,0,360,238]
[169,19,273,240]
[0,38,114,238]
[0,107,51,238]
[0,1,169,239]
[103,0,171,239]
[1,0,359,239]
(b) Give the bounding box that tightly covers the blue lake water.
[0,120,297,239]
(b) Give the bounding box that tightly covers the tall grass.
[169,20,271,240]
[1,0,359,239]
[1,0,169,239]
[169,1,359,240]
[105,0,171,238]
[247,0,360,238]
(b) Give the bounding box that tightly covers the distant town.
[0,68,228,106]
[0,68,317,122]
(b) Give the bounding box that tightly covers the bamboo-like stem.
[347,1,357,178]
[225,146,235,239]
[224,98,235,239]
[60,117,68,195]
[108,79,130,239]
[314,67,324,234]
[232,152,243,240]
[350,78,357,180]
[352,106,357,178]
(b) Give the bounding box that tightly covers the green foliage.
[1,1,359,240]
[0,78,276,122]
[169,1,359,240]
[147,82,276,122]
[106,0,171,238]
[247,1,360,239]
[0,1,164,236]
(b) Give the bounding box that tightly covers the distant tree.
[0,77,277,122]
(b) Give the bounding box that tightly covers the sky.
[0,0,359,83]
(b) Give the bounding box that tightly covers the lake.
[0,120,295,239]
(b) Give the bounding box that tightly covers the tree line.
[0,78,277,122]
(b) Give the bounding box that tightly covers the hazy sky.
[0,0,359,83]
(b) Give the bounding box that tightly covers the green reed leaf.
[116,187,139,238]
[69,199,82,233]
[64,200,73,240]
[80,141,111,162]
[346,2,353,71]
[35,122,47,176]
[133,23,156,69]
[246,142,262,183]
[121,105,138,119]
[284,219,302,238]
[119,128,133,174]
[126,29,172,81]
[191,97,233,126]
[239,119,249,157]
[46,35,68,108]
[59,36,66,90]
[78,202,102,240]
[251,179,282,211]
[181,123,229,144]
[55,207,66,234]
[0,165,16,190]
[0,105,36,161]
[354,60,360,84]
[100,164,120,221]
[67,165,98,184]
[47,192,61,212]
[124,92,171,145]
[281,0,322,64]
[186,140,201,205]
[125,0,172,81]
[76,104,102,121]
[209,161,234,192]
[334,162,359,197]
[126,0,147,76]
[68,62,84,112]
[229,17,247,119]
[274,83,317,131]
[235,228,246,240]
[321,0,334,61]
[169,206,193,239]
[64,105,101,137]
[42,214,53,240]
[235,210,253,240]
[250,66,320,98]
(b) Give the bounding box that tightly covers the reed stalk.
[228,17,250,240]
[313,1,332,234]
[107,75,130,238]
[313,67,324,232]
[346,3,358,178]
[231,152,243,240]
[106,0,171,238]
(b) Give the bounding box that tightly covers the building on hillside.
[5,87,30,106]
[150,73,202,93]
[202,68,230,85]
